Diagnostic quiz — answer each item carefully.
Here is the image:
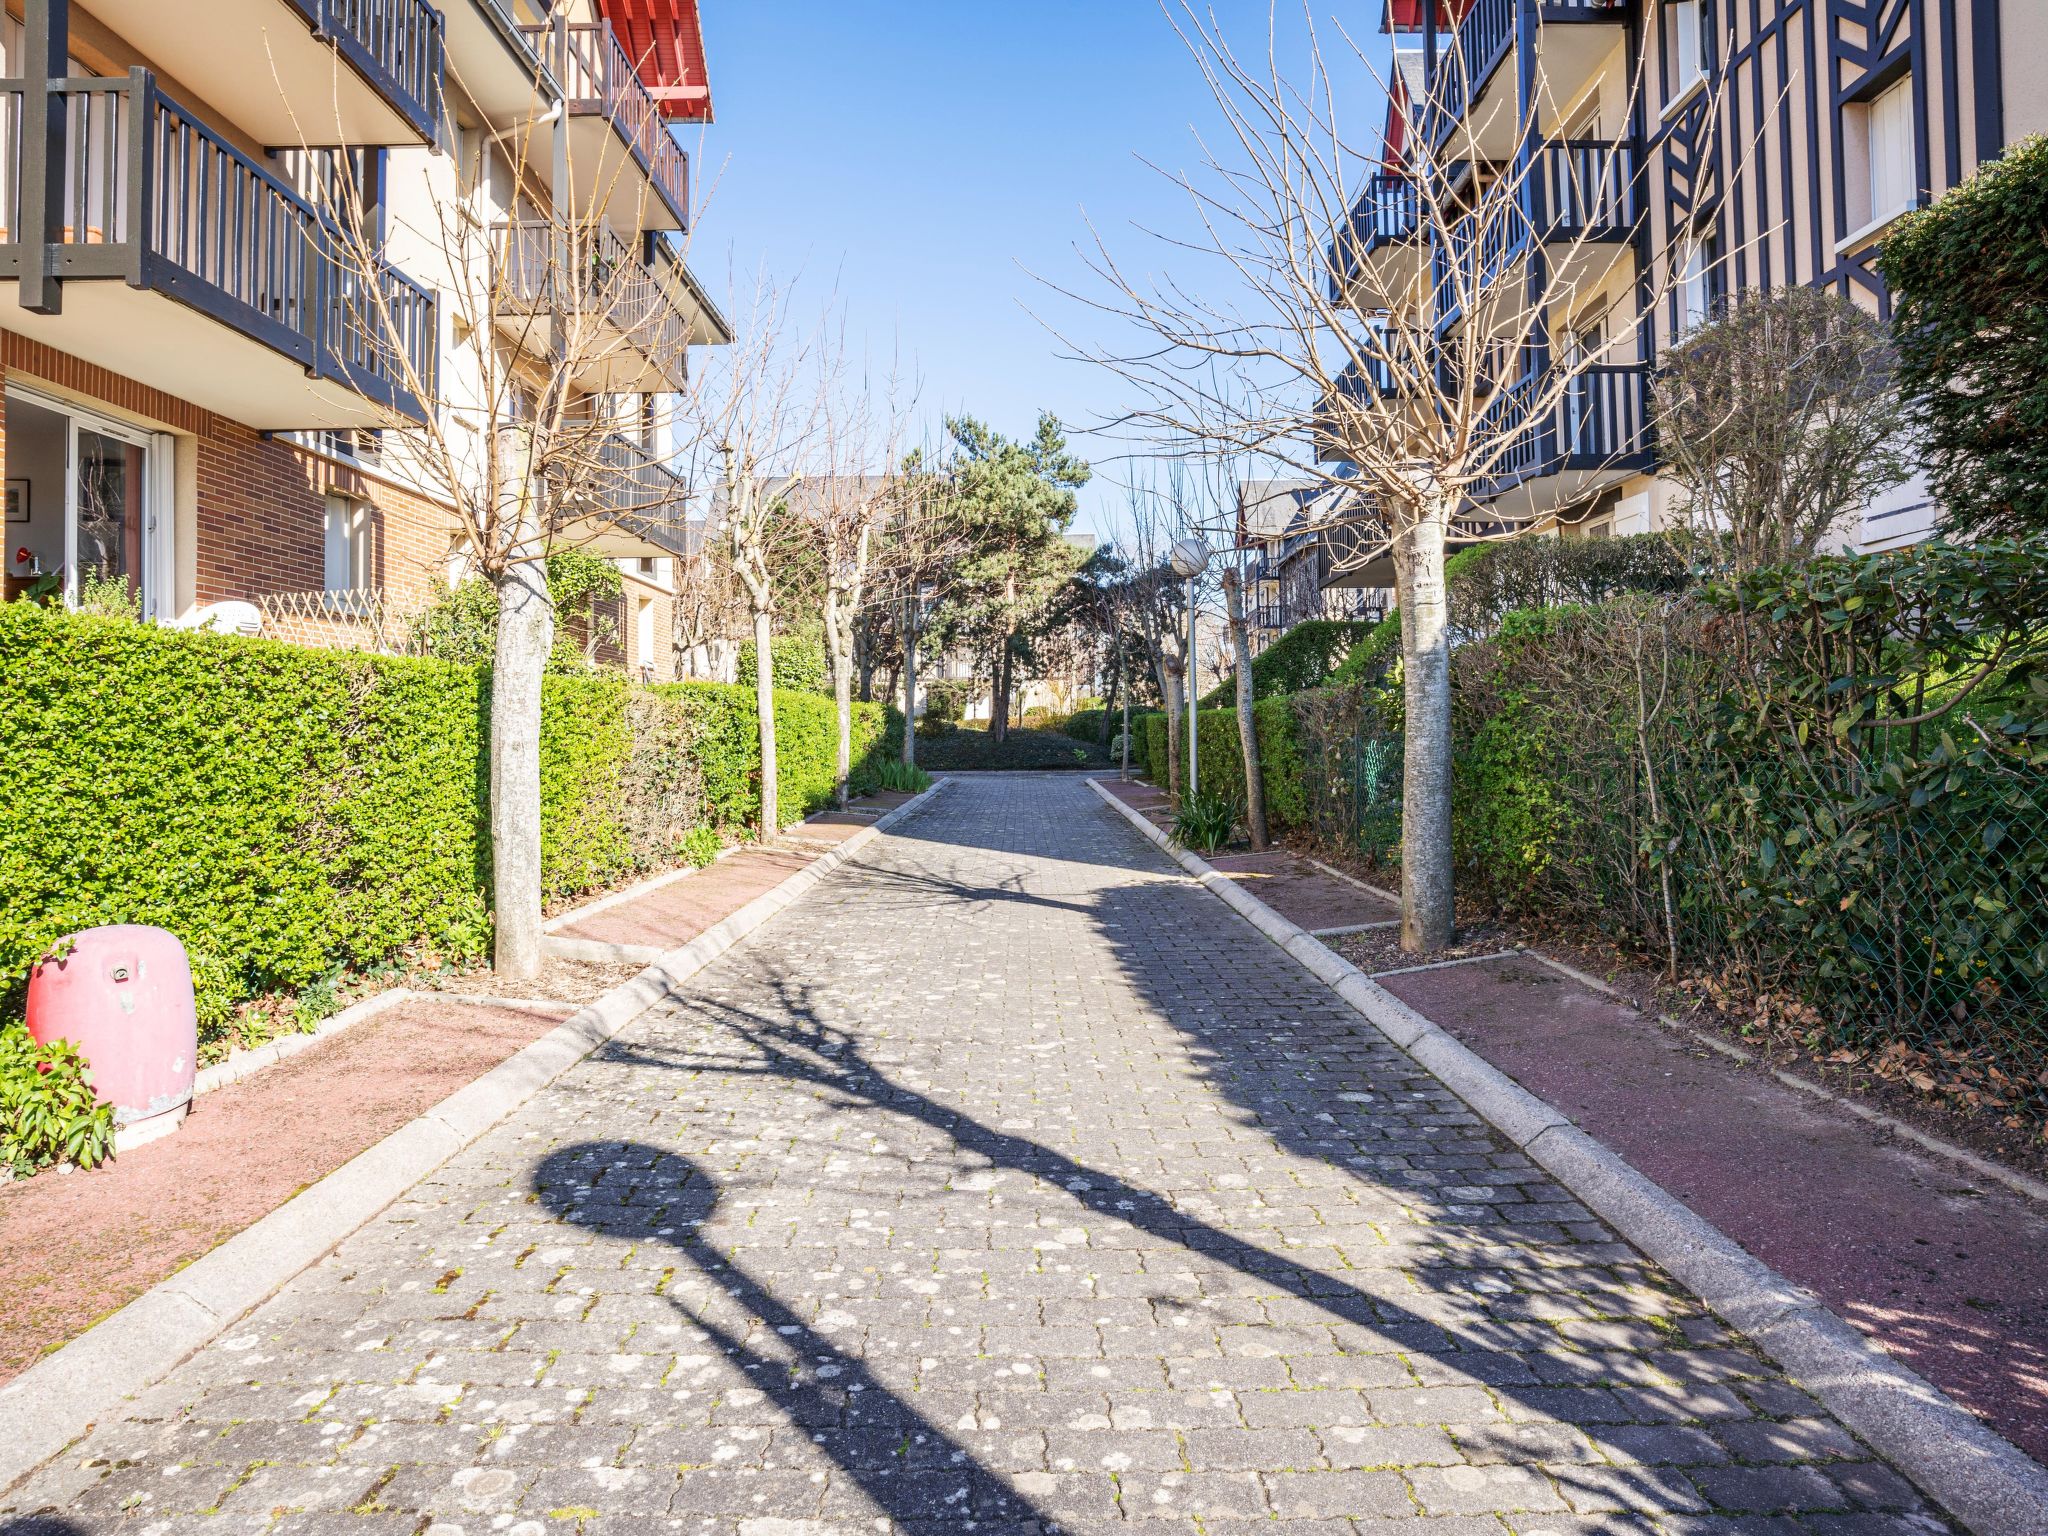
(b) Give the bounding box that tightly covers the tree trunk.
[1222,568,1268,849]
[989,639,1012,744]
[1395,515,1454,952]
[832,637,854,810]
[902,606,919,767]
[855,614,874,703]
[490,555,553,978]
[752,605,779,837]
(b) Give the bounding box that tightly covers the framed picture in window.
[4,479,27,524]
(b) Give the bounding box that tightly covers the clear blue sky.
[686,4,1390,541]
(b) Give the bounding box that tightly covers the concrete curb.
[1087,776,2048,1536]
[0,775,951,1498]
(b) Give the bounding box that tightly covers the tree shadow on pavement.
[531,1141,1056,1532]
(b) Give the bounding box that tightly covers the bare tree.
[1652,285,1909,572]
[678,283,828,839]
[1059,5,1747,949]
[875,448,968,768]
[309,117,714,977]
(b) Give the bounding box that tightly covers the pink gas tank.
[27,924,199,1137]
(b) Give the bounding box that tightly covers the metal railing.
[492,218,688,382]
[1328,172,1420,296]
[573,429,691,556]
[518,18,691,225]
[0,72,436,417]
[305,0,446,138]
[1428,0,1629,141]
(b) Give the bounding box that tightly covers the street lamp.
[1167,536,1210,797]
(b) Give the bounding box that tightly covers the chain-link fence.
[1280,542,2047,1142]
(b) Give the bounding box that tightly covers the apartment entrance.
[3,388,175,619]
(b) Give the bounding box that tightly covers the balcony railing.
[519,19,691,227]
[0,71,436,420]
[1328,172,1419,297]
[1528,138,1640,238]
[288,0,445,141]
[578,430,691,556]
[1428,0,1629,143]
[1432,203,1529,328]
[1473,361,1652,497]
[493,219,688,385]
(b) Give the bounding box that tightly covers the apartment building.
[0,0,727,681]
[1233,480,1390,654]
[1329,0,2045,558]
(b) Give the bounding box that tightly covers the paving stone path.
[6,774,1946,1535]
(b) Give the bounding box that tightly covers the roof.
[598,0,713,122]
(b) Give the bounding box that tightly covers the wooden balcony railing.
[519,18,691,227]
[1328,173,1420,298]
[0,71,436,420]
[1528,137,1640,237]
[493,218,688,384]
[1473,360,1652,496]
[289,0,445,141]
[1427,0,1629,143]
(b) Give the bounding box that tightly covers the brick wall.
[0,330,455,612]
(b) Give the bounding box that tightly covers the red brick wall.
[0,330,455,610]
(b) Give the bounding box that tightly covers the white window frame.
[1670,0,1704,93]
[1866,76,1916,227]
[8,382,169,619]
[323,492,371,598]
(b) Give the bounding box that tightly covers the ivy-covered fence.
[0,603,897,1027]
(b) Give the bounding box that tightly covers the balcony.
[493,220,696,392]
[560,430,692,559]
[83,0,442,146]
[1471,361,1653,516]
[1431,138,1640,331]
[0,72,436,428]
[517,18,691,231]
[1328,172,1423,305]
[1427,0,1630,157]
[444,0,559,124]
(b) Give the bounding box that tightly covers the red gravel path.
[1380,952,2048,1463]
[0,998,566,1385]
[553,848,816,948]
[1206,851,1397,931]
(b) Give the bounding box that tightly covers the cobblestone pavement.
[6,775,1947,1535]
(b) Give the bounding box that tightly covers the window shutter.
[1868,79,1914,222]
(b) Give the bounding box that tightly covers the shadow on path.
[533,1142,1053,1531]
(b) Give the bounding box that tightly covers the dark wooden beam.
[19,0,69,315]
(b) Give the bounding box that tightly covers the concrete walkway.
[5,775,1943,1533]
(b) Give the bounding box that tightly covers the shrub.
[1880,134,2048,538]
[1062,708,1111,743]
[914,726,1104,771]
[1200,619,1377,708]
[1172,790,1239,853]
[736,625,831,695]
[1,1024,114,1176]
[680,826,721,867]
[1185,698,1307,828]
[877,758,934,793]
[1325,610,1403,687]
[1446,534,1694,638]
[0,604,887,1029]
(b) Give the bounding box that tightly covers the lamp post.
[1168,535,1210,798]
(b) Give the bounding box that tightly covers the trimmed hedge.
[1199,619,1376,708]
[1135,703,1307,831]
[0,603,893,1025]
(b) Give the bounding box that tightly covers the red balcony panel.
[598,0,713,121]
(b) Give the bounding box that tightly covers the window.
[1669,0,1704,93]
[635,596,656,676]
[1678,235,1718,333]
[324,494,371,595]
[1866,76,1916,225]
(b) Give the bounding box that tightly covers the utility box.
[28,924,199,1147]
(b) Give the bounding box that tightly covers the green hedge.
[0,603,893,1024]
[1880,134,2048,539]
[653,682,895,824]
[1200,619,1376,708]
